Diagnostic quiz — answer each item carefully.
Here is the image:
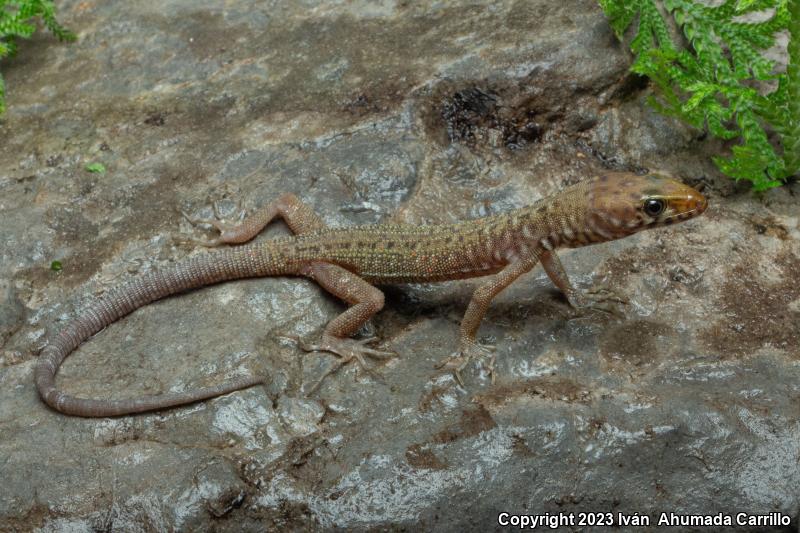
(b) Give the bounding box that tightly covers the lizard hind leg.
[297,262,395,395]
[182,193,326,246]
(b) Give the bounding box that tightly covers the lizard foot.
[285,335,396,395]
[435,340,496,387]
[567,284,628,317]
[179,202,245,247]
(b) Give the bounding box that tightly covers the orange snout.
[672,182,708,217]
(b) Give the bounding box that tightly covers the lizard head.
[583,172,707,241]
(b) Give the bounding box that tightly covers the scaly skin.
[36,172,707,417]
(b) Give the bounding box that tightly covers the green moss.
[85,162,106,173]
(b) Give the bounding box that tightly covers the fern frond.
[714,107,785,190]
[598,0,795,189]
[734,0,778,12]
[0,19,35,39]
[778,0,800,175]
[0,0,74,114]
[38,0,75,41]
[599,0,639,38]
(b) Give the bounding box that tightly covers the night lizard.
[36,172,707,417]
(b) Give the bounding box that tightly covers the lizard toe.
[435,340,496,386]
[300,336,393,395]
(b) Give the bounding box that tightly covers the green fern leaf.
[0,0,74,113]
[714,108,785,190]
[599,0,636,38]
[599,0,794,189]
[735,0,760,10]
[779,0,800,176]
[0,19,35,38]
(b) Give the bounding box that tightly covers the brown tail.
[35,246,275,417]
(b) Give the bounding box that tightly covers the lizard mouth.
[663,201,707,224]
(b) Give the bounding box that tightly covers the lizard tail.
[35,245,282,417]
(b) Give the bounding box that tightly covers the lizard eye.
[643,198,666,217]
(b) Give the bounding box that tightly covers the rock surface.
[1,0,799,531]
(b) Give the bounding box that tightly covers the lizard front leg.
[298,262,395,394]
[540,251,627,315]
[184,193,325,245]
[438,254,540,385]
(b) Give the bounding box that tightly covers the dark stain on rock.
[599,320,676,368]
[701,252,800,357]
[417,383,451,413]
[431,405,497,444]
[435,84,544,151]
[144,111,167,127]
[477,376,591,406]
[748,214,789,240]
[442,87,498,139]
[0,504,50,532]
[510,433,536,458]
[405,443,448,470]
[419,67,630,155]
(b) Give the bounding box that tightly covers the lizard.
[35,171,707,417]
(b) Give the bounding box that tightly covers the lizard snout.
[682,187,708,216]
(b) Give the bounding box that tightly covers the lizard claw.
[435,340,496,386]
[283,335,396,395]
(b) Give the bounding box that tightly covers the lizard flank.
[36,172,707,417]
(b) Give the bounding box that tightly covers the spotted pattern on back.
[266,172,706,284]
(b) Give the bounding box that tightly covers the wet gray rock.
[1,0,798,531]
[0,279,24,349]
